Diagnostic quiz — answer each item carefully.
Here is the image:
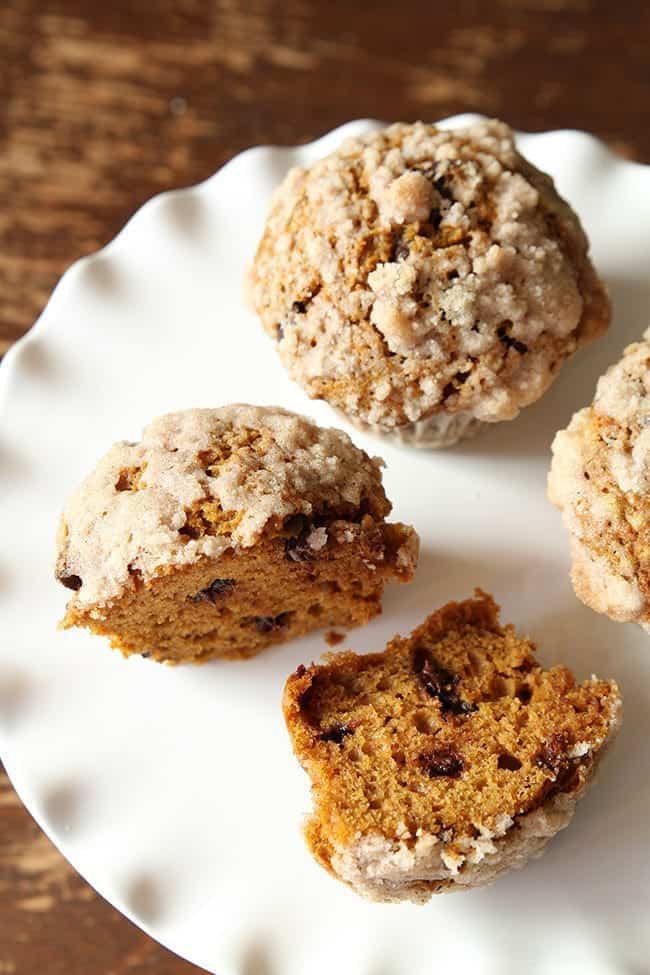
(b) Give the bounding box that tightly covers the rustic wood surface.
[1,0,648,971]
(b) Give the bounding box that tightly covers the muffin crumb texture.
[55,405,418,662]
[251,119,609,444]
[283,593,621,902]
[550,328,650,629]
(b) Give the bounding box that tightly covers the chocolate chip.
[419,747,464,778]
[413,647,477,717]
[285,533,316,563]
[535,740,581,800]
[295,664,307,678]
[190,578,235,603]
[497,323,528,355]
[447,269,459,281]
[516,684,533,704]
[58,573,82,591]
[455,369,470,385]
[534,732,571,773]
[433,175,454,200]
[428,207,442,230]
[497,753,522,771]
[550,763,580,795]
[533,733,582,796]
[319,723,354,744]
[251,612,292,634]
[292,300,308,314]
[394,241,410,261]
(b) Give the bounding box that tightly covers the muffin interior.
[284,593,619,867]
[62,512,416,663]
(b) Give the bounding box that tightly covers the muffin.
[250,119,610,447]
[283,592,621,902]
[55,405,419,663]
[549,330,650,630]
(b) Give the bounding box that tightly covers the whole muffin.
[55,405,419,663]
[549,331,650,631]
[250,119,610,447]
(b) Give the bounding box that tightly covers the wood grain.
[1,0,648,970]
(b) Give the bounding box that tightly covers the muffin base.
[336,408,483,449]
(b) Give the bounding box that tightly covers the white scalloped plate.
[1,116,649,974]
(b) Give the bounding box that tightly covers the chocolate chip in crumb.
[534,732,572,773]
[251,612,292,634]
[58,573,83,591]
[285,533,316,563]
[319,723,354,744]
[497,753,522,771]
[190,578,235,603]
[295,664,307,678]
[428,207,442,231]
[516,684,533,704]
[292,300,308,314]
[413,647,477,717]
[394,241,410,261]
[419,747,464,778]
[497,323,528,355]
[433,175,454,200]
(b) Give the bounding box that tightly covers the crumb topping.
[549,329,650,623]
[251,119,609,430]
[55,405,391,608]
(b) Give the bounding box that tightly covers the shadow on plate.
[379,546,535,625]
[239,939,277,975]
[124,871,166,927]
[466,606,648,959]
[41,780,85,835]
[0,667,33,732]
[159,190,208,238]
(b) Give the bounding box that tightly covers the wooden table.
[1,0,648,970]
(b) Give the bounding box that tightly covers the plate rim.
[1,115,649,974]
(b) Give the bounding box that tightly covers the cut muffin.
[549,328,650,630]
[284,592,621,902]
[250,119,610,447]
[55,405,418,663]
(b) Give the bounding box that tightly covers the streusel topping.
[56,405,390,608]
[549,329,650,623]
[251,119,609,431]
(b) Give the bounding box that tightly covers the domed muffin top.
[251,119,609,431]
[55,405,390,608]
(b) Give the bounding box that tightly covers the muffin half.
[284,593,621,902]
[56,405,418,662]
